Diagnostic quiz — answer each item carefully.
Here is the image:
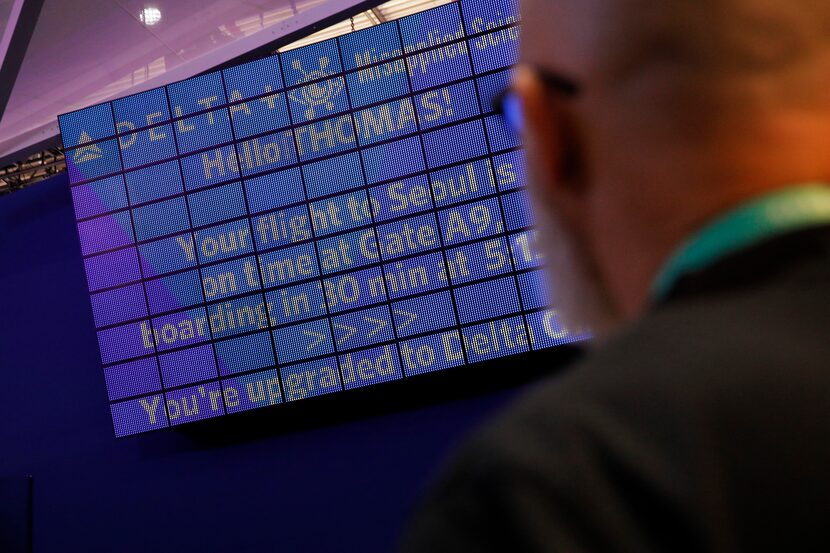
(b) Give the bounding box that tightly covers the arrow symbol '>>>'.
[303,328,326,351]
[393,309,417,330]
[365,316,388,337]
[333,322,357,345]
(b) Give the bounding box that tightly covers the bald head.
[522,0,830,96]
[522,0,830,141]
[515,0,830,332]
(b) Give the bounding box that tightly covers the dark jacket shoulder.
[402,226,830,552]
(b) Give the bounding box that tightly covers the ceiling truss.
[0,147,64,195]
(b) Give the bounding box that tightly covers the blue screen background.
[57,0,586,437]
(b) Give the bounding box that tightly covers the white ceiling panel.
[0,0,454,165]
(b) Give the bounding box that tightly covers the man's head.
[515,0,830,336]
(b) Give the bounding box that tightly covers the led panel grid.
[59,0,587,438]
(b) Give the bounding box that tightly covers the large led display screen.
[59,0,586,437]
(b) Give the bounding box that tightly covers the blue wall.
[0,173,525,552]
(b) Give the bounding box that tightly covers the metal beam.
[0,0,45,125]
[370,7,387,23]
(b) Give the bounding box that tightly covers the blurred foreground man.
[402,0,830,550]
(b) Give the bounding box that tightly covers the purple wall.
[0,172,536,551]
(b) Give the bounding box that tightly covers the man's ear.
[513,66,584,199]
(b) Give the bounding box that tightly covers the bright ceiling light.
[139,7,162,26]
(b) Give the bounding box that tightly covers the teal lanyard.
[652,184,830,300]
